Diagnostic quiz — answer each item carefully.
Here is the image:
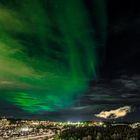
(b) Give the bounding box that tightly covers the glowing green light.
[0,0,107,113]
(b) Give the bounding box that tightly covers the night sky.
[0,0,140,121]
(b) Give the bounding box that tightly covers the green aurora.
[0,0,107,113]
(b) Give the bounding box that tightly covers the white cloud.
[95,106,131,119]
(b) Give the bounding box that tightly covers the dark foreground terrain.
[0,118,140,140]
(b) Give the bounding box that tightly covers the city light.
[0,118,139,139]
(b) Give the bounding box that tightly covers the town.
[0,118,140,140]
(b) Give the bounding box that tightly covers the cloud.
[95,106,131,119]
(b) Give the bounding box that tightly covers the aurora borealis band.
[0,0,107,114]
